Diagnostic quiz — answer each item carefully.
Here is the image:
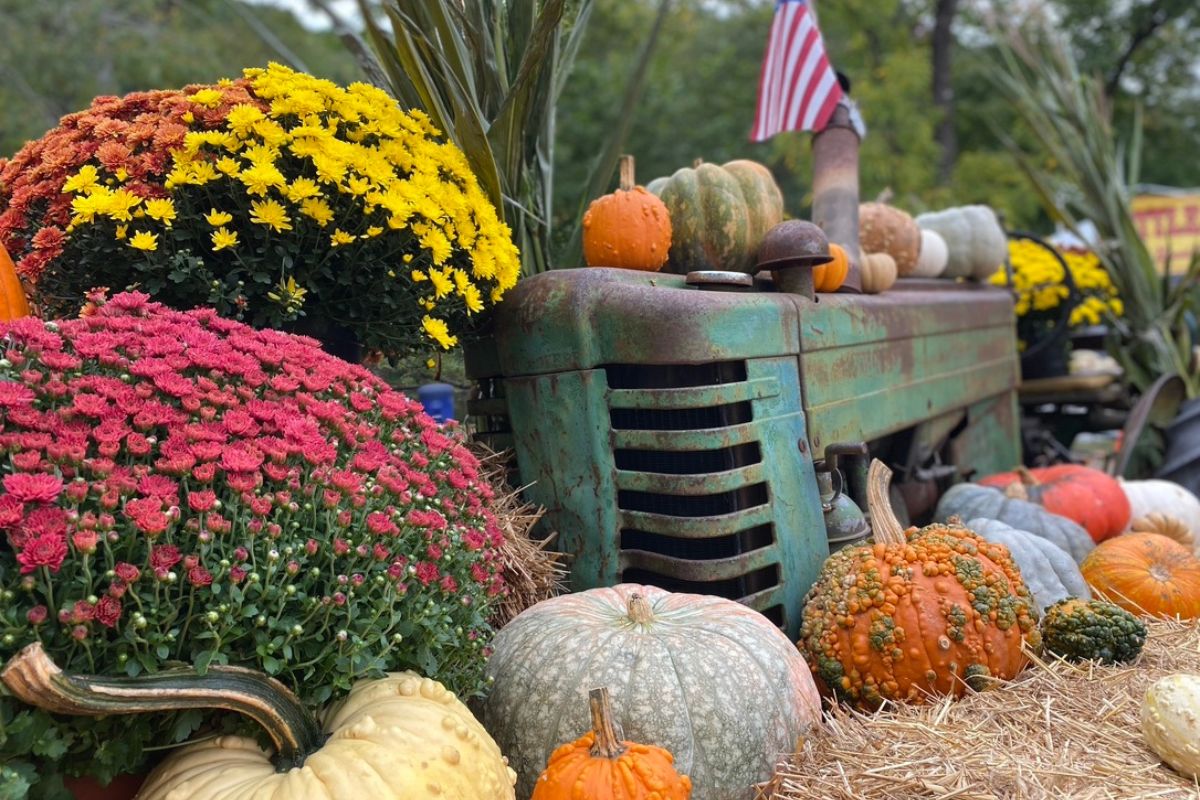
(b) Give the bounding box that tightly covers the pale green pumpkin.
[481,584,821,800]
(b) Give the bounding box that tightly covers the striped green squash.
[646,159,784,274]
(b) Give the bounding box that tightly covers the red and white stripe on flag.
[750,0,844,142]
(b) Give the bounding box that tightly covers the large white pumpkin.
[481,584,822,800]
[1121,479,1200,551]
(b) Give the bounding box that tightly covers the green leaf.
[169,709,205,743]
[194,649,215,674]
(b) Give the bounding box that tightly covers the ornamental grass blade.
[490,0,568,183]
[558,0,672,269]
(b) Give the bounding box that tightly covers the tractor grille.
[606,361,784,625]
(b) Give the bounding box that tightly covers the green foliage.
[0,0,360,158]
[1040,597,1147,664]
[992,20,1200,398]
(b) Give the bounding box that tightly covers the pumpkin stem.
[618,155,636,192]
[1014,465,1040,487]
[627,593,655,625]
[587,687,627,759]
[867,459,907,546]
[1,642,325,772]
[692,158,703,168]
[1003,481,1030,501]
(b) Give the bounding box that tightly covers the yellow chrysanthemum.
[428,268,453,299]
[462,283,484,314]
[225,104,265,136]
[102,189,143,222]
[205,209,233,227]
[114,224,128,240]
[299,198,334,227]
[330,229,355,247]
[128,231,158,251]
[421,316,458,350]
[239,162,287,196]
[144,198,177,227]
[249,199,292,233]
[286,178,321,203]
[211,228,239,251]
[63,165,100,194]
[215,157,241,176]
[189,88,224,108]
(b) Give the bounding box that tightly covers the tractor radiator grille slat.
[605,362,783,625]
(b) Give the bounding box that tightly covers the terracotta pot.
[63,772,146,800]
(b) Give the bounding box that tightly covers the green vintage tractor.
[465,100,1021,639]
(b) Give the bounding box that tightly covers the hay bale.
[470,442,567,628]
[765,619,1200,799]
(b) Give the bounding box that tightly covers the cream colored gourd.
[1121,479,1200,550]
[912,228,948,278]
[0,643,516,800]
[1142,673,1200,780]
[860,252,898,294]
[916,205,1007,280]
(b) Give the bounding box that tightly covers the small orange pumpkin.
[582,156,672,271]
[813,242,849,292]
[0,243,31,321]
[531,687,692,800]
[1081,532,1200,618]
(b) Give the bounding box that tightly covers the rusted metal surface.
[798,285,1019,449]
[467,267,1022,633]
[811,101,862,293]
[685,271,755,291]
[757,220,832,300]
[490,268,799,375]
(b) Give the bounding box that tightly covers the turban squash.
[0,643,516,800]
[799,460,1040,709]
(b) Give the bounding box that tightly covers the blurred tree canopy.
[2,0,1198,237]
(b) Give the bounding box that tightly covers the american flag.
[750,0,844,142]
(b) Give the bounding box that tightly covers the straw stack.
[470,442,567,628]
[765,619,1200,799]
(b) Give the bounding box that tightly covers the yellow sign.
[1131,194,1200,274]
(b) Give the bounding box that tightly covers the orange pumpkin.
[798,460,1040,709]
[0,243,31,321]
[531,687,692,800]
[1081,532,1200,618]
[980,464,1130,543]
[813,242,849,292]
[582,156,672,271]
